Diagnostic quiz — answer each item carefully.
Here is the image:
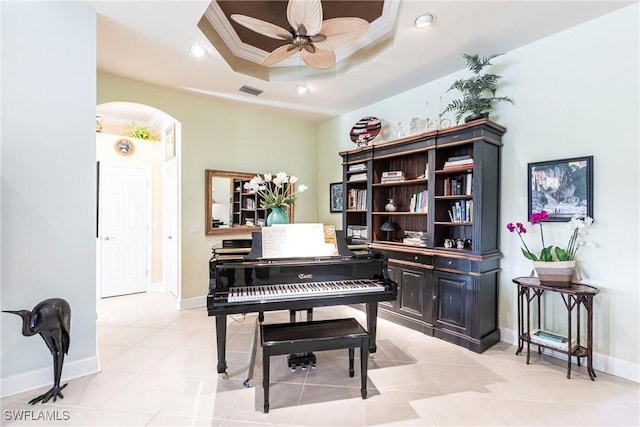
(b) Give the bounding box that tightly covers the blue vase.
[266,207,288,226]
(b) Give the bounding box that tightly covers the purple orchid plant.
[506,210,593,262]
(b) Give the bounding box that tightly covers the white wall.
[318,4,639,381]
[1,1,99,395]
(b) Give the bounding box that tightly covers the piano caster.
[290,366,296,372]
[242,379,252,388]
[220,372,229,380]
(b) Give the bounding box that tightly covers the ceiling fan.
[230,0,369,70]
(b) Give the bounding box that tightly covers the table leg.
[586,295,597,380]
[516,285,523,355]
[564,294,572,379]
[525,287,531,365]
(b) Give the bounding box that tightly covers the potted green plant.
[123,122,159,141]
[444,53,513,124]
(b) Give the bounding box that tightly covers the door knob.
[168,235,173,239]
[102,236,115,241]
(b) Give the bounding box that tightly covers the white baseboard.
[0,356,100,399]
[500,327,639,383]
[179,295,206,310]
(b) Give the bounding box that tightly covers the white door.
[163,158,179,296]
[99,164,150,298]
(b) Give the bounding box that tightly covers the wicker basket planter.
[533,261,576,287]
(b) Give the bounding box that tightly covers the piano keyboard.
[227,279,385,303]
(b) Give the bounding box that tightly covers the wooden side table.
[512,277,599,380]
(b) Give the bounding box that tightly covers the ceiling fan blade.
[230,14,291,40]
[287,0,323,36]
[314,18,369,50]
[301,49,335,69]
[263,45,299,67]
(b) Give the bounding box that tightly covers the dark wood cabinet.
[340,119,505,352]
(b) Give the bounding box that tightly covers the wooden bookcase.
[339,119,506,352]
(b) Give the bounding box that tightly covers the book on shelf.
[443,174,473,196]
[348,188,367,210]
[349,172,367,181]
[403,230,428,247]
[443,161,474,170]
[381,176,405,183]
[382,171,404,177]
[348,163,367,171]
[447,154,472,162]
[530,329,578,352]
[447,200,473,222]
[409,190,428,213]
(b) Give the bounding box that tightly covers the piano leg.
[365,302,378,353]
[215,315,228,377]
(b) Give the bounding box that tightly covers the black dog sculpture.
[3,298,71,404]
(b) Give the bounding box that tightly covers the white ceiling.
[93,1,634,127]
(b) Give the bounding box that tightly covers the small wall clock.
[114,138,135,156]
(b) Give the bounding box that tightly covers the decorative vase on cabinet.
[385,199,397,212]
[266,207,288,226]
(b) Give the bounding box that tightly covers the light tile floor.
[2,292,639,426]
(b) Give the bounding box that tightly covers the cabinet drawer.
[386,251,431,266]
[435,256,471,272]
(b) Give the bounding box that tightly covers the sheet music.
[262,223,336,258]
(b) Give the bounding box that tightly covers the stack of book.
[348,163,367,172]
[403,231,428,247]
[529,329,578,352]
[381,171,405,183]
[443,155,474,171]
[349,172,367,181]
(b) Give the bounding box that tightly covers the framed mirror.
[205,169,295,235]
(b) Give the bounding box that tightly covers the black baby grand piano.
[207,230,397,376]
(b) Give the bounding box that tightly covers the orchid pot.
[533,260,576,287]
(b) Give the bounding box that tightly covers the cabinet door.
[433,271,472,336]
[398,267,426,320]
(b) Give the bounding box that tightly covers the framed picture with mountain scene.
[527,156,593,222]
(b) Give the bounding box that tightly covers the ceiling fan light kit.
[415,14,434,29]
[231,0,370,70]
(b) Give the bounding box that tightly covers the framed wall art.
[527,155,593,222]
[329,182,344,213]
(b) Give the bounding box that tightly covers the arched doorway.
[96,102,180,300]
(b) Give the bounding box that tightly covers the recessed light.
[296,85,309,95]
[415,14,434,29]
[189,44,206,57]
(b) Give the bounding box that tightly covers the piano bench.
[260,317,369,413]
